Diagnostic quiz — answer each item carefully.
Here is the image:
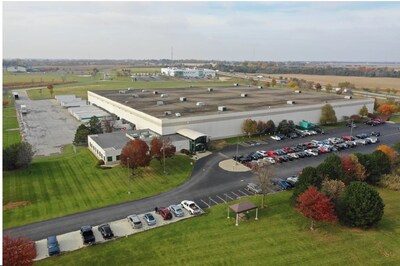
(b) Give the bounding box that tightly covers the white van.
[20,105,27,114]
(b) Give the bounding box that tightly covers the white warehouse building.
[161,67,216,78]
[88,85,374,154]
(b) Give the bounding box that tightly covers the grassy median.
[35,188,399,266]
[3,146,194,229]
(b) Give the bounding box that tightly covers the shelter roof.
[229,201,257,213]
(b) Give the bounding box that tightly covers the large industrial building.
[161,67,216,78]
[87,85,374,157]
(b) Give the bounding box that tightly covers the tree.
[320,104,337,125]
[288,120,295,133]
[271,78,277,87]
[340,154,366,182]
[102,118,113,133]
[288,81,298,88]
[276,119,290,135]
[3,142,35,170]
[359,105,368,118]
[73,124,90,145]
[150,137,176,163]
[264,81,271,87]
[47,84,54,97]
[241,118,257,137]
[252,164,275,208]
[3,233,36,266]
[265,120,276,134]
[291,166,321,204]
[315,83,322,91]
[376,104,398,116]
[296,186,337,230]
[88,116,103,134]
[120,139,151,173]
[256,120,268,134]
[92,67,99,78]
[376,145,399,167]
[317,154,348,184]
[337,182,384,229]
[321,179,345,201]
[325,83,333,91]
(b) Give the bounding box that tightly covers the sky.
[3,1,400,61]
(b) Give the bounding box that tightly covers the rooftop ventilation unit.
[294,90,302,93]
[208,88,213,92]
[119,90,126,94]
[157,101,164,105]
[164,111,172,116]
[153,91,158,95]
[258,86,263,89]
[344,96,352,99]
[132,94,139,98]
[175,113,181,117]
[287,100,296,105]
[234,83,239,86]
[142,89,147,92]
[218,106,227,111]
[196,102,205,107]
[180,97,187,102]
[241,93,247,97]
[128,88,133,90]
[160,94,168,98]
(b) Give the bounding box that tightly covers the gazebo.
[228,201,259,226]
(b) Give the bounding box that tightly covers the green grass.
[3,96,22,147]
[35,188,400,266]
[3,146,193,229]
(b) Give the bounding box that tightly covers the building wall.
[88,91,163,134]
[160,67,216,78]
[88,136,106,161]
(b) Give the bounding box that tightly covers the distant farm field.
[269,74,400,90]
[3,146,193,229]
[36,188,400,266]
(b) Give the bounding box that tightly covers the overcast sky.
[3,1,400,61]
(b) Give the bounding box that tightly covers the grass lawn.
[3,146,194,229]
[3,97,22,148]
[35,188,399,266]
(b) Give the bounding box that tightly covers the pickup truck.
[181,200,201,215]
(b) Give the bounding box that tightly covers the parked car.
[265,150,277,157]
[168,204,185,217]
[263,157,276,164]
[286,175,299,183]
[346,140,357,147]
[370,131,380,136]
[181,200,201,215]
[341,136,354,141]
[355,139,368,145]
[314,128,325,134]
[365,120,378,126]
[246,183,262,194]
[98,224,114,239]
[366,137,379,144]
[80,226,95,245]
[47,236,60,256]
[143,213,157,226]
[271,135,282,141]
[356,133,369,139]
[127,214,143,229]
[156,207,173,220]
[288,153,299,159]
[305,149,318,156]
[271,178,291,190]
[288,132,299,139]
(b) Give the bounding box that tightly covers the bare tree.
[252,163,275,208]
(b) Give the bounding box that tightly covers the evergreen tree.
[88,116,103,134]
[73,124,90,145]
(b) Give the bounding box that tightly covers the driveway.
[15,90,80,156]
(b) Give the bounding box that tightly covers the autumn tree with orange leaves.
[150,137,176,163]
[297,186,337,230]
[120,139,151,173]
[3,234,36,266]
[376,104,398,116]
[376,145,399,167]
[341,154,366,182]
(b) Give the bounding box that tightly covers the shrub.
[3,233,36,266]
[380,174,400,191]
[180,149,191,156]
[291,166,320,204]
[337,182,384,229]
[3,142,35,170]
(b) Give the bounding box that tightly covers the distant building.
[161,67,216,78]
[7,66,27,73]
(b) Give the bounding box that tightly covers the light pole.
[350,119,354,137]
[235,135,239,165]
[162,138,166,175]
[127,157,131,194]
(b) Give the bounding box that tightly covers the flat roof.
[91,85,358,119]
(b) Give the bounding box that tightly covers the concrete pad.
[218,159,251,172]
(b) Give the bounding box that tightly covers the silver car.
[168,204,185,217]
[127,214,142,229]
[246,183,262,194]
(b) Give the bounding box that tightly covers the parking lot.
[15,90,80,156]
[34,204,204,261]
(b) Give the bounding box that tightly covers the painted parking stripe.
[216,195,226,203]
[238,189,250,196]
[218,152,229,159]
[209,197,219,205]
[231,191,240,198]
[200,199,210,207]
[224,193,234,200]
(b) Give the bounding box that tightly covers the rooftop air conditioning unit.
[294,90,302,93]
[196,102,205,107]
[157,101,164,105]
[128,88,133,90]
[132,94,139,98]
[344,96,352,99]
[241,93,247,97]
[153,91,158,95]
[164,111,172,116]
[258,86,263,89]
[218,106,227,111]
[208,88,213,92]
[119,90,126,94]
[287,100,296,105]
[142,89,147,92]
[234,83,239,86]
[175,113,181,117]
[180,97,187,102]
[160,94,168,98]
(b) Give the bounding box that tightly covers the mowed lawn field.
[3,97,22,148]
[36,189,400,266]
[268,74,400,91]
[3,146,193,229]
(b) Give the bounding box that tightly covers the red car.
[156,207,173,220]
[283,147,294,153]
[341,136,354,141]
[265,151,277,157]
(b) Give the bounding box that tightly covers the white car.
[270,135,281,141]
[288,153,299,159]
[355,139,368,145]
[286,176,298,183]
[181,200,201,215]
[246,183,262,194]
[263,157,276,164]
[256,150,266,158]
[305,149,318,156]
[366,137,379,144]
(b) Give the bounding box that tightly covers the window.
[116,155,120,160]
[107,156,112,162]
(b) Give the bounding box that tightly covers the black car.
[80,226,95,245]
[287,132,299,139]
[365,120,377,126]
[371,131,380,136]
[98,224,114,239]
[356,133,368,139]
[314,128,325,134]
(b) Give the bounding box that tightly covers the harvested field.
[4,201,31,210]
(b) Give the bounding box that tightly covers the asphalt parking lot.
[15,90,80,156]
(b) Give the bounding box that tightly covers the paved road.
[5,123,400,241]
